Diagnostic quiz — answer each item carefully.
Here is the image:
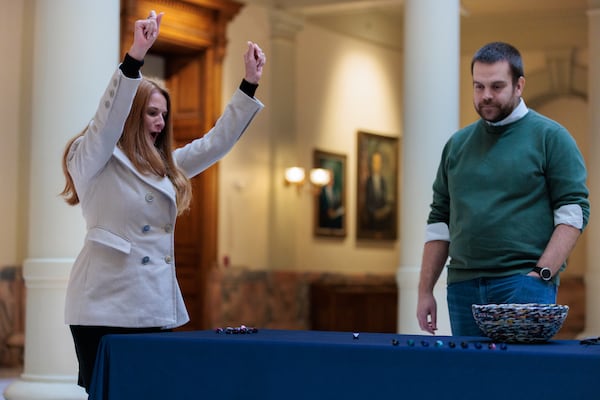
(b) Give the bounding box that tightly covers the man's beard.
[475,100,516,123]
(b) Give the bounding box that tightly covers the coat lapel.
[112,146,177,205]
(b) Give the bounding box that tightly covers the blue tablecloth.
[89,329,600,400]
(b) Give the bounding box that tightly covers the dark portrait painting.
[313,149,346,237]
[356,131,398,240]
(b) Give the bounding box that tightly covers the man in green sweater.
[417,42,590,336]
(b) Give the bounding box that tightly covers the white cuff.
[554,204,583,230]
[425,222,450,242]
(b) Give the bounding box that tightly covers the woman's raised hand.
[128,10,164,61]
[244,41,266,84]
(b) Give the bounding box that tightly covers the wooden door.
[121,0,242,330]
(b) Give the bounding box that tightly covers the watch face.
[540,268,552,280]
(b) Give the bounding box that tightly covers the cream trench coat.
[64,67,263,328]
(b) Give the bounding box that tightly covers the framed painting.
[356,131,399,240]
[313,149,347,237]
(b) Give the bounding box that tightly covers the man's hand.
[417,292,438,334]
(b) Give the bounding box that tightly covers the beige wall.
[219,4,273,271]
[294,22,403,274]
[221,4,403,274]
[1,1,591,277]
[0,0,26,267]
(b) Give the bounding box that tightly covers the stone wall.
[0,266,24,367]
[211,268,397,331]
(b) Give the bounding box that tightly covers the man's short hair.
[471,42,524,84]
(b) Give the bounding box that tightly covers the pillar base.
[4,375,86,400]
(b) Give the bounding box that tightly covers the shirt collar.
[486,98,529,126]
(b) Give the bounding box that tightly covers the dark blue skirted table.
[89,329,600,400]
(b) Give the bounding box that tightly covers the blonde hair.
[61,77,192,215]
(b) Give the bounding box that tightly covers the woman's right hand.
[128,10,164,61]
[243,41,266,84]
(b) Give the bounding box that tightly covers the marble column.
[581,1,600,338]
[397,0,460,335]
[267,10,305,269]
[5,0,120,399]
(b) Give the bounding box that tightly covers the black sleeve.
[119,53,145,79]
[239,79,258,98]
[119,56,256,96]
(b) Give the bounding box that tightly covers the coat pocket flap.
[87,227,132,254]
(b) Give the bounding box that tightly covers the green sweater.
[428,110,590,283]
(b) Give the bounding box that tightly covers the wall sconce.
[309,168,331,187]
[284,167,306,186]
[284,167,331,193]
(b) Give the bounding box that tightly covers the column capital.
[269,9,304,41]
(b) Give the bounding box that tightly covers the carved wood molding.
[120,0,242,59]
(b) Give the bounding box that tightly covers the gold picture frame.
[356,131,399,240]
[313,149,347,237]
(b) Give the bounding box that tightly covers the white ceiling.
[274,0,589,17]
[242,0,591,50]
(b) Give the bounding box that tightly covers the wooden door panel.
[168,57,204,122]
[169,55,210,330]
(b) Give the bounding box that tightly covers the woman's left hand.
[129,10,164,61]
[243,41,266,84]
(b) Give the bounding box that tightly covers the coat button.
[142,225,151,233]
[104,100,111,109]
[164,255,173,264]
[142,256,150,265]
[145,193,154,203]
[164,224,173,233]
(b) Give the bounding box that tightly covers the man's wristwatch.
[532,266,553,281]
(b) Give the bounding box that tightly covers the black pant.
[70,325,169,393]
